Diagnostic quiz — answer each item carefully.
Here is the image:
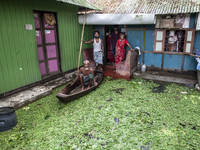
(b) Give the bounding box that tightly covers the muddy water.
[152,85,166,93]
[149,80,194,93]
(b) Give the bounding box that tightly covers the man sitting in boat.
[82,31,104,71]
[71,60,98,91]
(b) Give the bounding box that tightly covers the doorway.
[105,25,126,64]
[33,11,60,78]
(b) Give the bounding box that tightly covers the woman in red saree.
[106,30,115,63]
[115,33,134,67]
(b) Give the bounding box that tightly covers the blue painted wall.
[146,25,155,29]
[194,31,200,51]
[127,25,144,29]
[144,53,162,68]
[163,54,182,70]
[126,27,196,71]
[127,25,155,29]
[145,30,155,51]
[189,13,196,29]
[138,53,143,64]
[184,55,197,71]
[93,25,103,30]
[127,30,144,50]
[93,20,198,71]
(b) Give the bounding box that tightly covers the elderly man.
[71,60,98,91]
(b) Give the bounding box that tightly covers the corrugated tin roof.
[86,0,200,14]
[57,0,100,10]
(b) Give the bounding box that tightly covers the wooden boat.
[56,71,103,102]
[56,48,103,103]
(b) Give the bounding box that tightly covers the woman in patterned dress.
[115,33,134,68]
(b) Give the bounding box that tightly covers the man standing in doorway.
[82,31,104,71]
[111,25,121,61]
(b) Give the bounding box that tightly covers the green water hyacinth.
[0,77,200,149]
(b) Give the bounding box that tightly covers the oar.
[77,12,87,76]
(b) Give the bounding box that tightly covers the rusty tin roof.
[58,0,100,10]
[86,0,200,14]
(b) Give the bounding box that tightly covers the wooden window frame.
[183,29,195,54]
[154,29,195,54]
[154,29,166,53]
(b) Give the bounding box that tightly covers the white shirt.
[93,38,102,52]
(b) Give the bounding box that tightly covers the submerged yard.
[0,77,200,149]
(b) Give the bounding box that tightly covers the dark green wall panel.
[0,0,93,94]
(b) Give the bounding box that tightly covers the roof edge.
[57,0,101,10]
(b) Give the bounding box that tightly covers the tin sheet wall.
[0,0,93,94]
[93,15,198,73]
[127,14,197,71]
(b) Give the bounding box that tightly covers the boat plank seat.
[116,50,139,79]
[83,48,96,71]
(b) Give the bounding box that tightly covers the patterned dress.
[106,36,114,62]
[115,39,128,67]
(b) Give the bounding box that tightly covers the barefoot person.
[82,31,104,71]
[115,33,134,68]
[71,60,98,91]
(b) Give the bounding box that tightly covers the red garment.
[115,39,128,67]
[116,39,128,45]
[106,36,115,62]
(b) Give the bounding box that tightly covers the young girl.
[115,33,134,67]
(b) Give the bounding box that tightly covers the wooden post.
[77,12,87,76]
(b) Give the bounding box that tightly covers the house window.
[165,30,185,52]
[154,29,195,54]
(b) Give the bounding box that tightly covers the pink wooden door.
[34,12,60,77]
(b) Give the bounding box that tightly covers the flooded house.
[0,0,98,97]
[1,0,200,98]
[79,0,200,81]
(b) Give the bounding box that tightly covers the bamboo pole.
[77,12,87,76]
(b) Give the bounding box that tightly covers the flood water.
[152,85,166,93]
[150,80,194,93]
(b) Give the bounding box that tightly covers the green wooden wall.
[0,0,93,94]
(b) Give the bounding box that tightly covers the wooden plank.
[103,25,106,64]
[143,27,145,51]
[161,19,175,28]
[70,85,82,94]
[127,28,144,30]
[142,51,184,55]
[161,53,164,69]
[181,54,185,70]
[142,28,145,64]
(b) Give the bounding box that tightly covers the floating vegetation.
[0,77,200,149]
